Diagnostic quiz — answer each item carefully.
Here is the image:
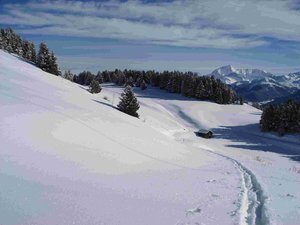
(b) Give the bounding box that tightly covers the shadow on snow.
[92,99,118,110]
[212,124,300,163]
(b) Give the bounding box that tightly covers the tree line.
[260,100,300,135]
[73,69,239,105]
[0,27,60,76]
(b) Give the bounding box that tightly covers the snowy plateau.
[1,50,300,225]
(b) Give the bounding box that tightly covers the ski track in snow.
[158,102,270,225]
[172,140,269,225]
[207,150,269,225]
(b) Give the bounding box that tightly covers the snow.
[1,50,300,225]
[209,66,300,103]
[272,73,300,89]
[209,65,272,84]
[211,65,237,76]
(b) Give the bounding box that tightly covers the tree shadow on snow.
[92,99,118,110]
[212,124,300,163]
[135,87,200,102]
[104,84,201,102]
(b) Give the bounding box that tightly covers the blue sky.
[1,0,300,74]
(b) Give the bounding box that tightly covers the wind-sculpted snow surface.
[1,50,300,225]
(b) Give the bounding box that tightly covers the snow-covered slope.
[0,50,242,225]
[1,50,300,225]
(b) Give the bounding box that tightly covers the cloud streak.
[0,0,277,49]
[1,0,300,49]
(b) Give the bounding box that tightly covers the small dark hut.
[196,129,213,139]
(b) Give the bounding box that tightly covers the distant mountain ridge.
[209,65,273,84]
[207,65,300,102]
[266,90,300,105]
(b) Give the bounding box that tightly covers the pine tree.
[3,28,13,53]
[140,80,147,90]
[22,40,30,60]
[30,42,37,63]
[260,104,276,132]
[74,71,95,85]
[22,40,36,63]
[239,96,244,105]
[93,68,237,105]
[49,51,60,75]
[117,85,140,118]
[14,35,23,56]
[89,80,102,94]
[0,29,4,49]
[126,76,134,87]
[37,42,50,72]
[259,102,300,135]
[95,71,104,83]
[63,70,74,81]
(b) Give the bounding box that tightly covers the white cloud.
[1,0,300,48]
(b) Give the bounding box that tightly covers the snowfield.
[1,50,300,225]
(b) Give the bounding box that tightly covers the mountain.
[231,76,296,102]
[265,90,300,105]
[272,72,300,89]
[210,65,273,84]
[209,65,300,102]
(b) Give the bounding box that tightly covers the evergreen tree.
[93,68,237,105]
[3,28,13,53]
[140,80,147,90]
[117,85,140,118]
[260,100,300,135]
[49,51,60,76]
[74,71,95,85]
[63,70,74,81]
[95,71,104,83]
[37,43,60,75]
[22,40,30,60]
[260,104,275,132]
[14,34,23,55]
[0,29,4,49]
[126,76,134,87]
[102,70,112,82]
[37,42,50,72]
[30,42,37,63]
[239,96,244,105]
[89,80,102,94]
[22,40,36,63]
[0,27,37,63]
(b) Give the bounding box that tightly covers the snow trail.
[155,101,270,225]
[204,150,269,225]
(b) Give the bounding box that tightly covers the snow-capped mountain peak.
[209,65,273,84]
[211,65,237,77]
[229,69,300,102]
